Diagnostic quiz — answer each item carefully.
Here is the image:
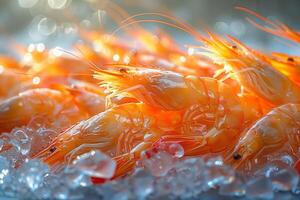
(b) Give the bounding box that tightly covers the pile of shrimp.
[1,6,300,183]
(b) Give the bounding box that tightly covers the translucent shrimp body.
[200,34,300,105]
[34,103,171,168]
[228,103,300,172]
[0,88,87,133]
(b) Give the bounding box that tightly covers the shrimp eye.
[287,57,294,62]
[233,152,242,160]
[119,68,128,73]
[49,146,57,153]
[231,45,237,49]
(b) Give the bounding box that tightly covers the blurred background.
[1,0,300,55]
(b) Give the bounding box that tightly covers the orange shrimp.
[198,32,300,105]
[0,88,88,133]
[93,67,263,176]
[94,66,259,123]
[236,6,300,45]
[33,103,178,169]
[227,103,300,172]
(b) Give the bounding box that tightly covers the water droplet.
[167,143,184,158]
[38,17,57,36]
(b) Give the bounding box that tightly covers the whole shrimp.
[93,66,262,173]
[227,103,300,172]
[95,65,260,124]
[0,88,88,133]
[198,32,300,105]
[33,103,177,168]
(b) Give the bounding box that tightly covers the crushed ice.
[0,143,299,199]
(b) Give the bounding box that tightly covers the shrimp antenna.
[236,6,300,44]
[57,47,101,73]
[57,48,122,79]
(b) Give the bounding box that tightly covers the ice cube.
[204,155,224,166]
[52,185,70,200]
[34,185,52,200]
[219,175,246,197]
[246,176,274,199]
[206,164,235,187]
[255,164,281,178]
[63,167,92,188]
[0,155,11,185]
[71,150,116,179]
[17,159,49,191]
[97,181,132,200]
[173,158,208,195]
[141,150,176,177]
[10,128,31,155]
[271,168,299,191]
[131,169,154,199]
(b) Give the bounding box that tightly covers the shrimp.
[94,66,259,125]
[93,67,263,176]
[33,103,177,168]
[0,88,88,133]
[198,32,300,105]
[227,103,300,172]
[236,6,300,45]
